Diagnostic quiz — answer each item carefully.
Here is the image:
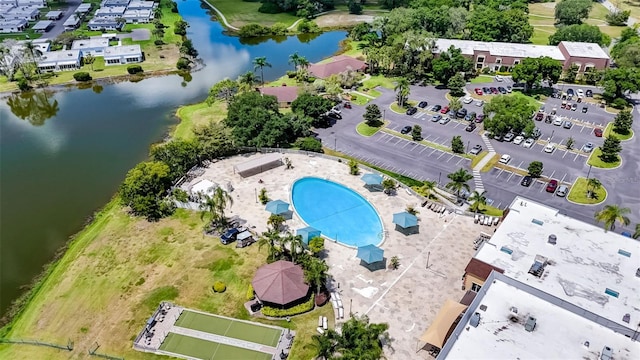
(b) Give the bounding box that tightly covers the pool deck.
[189,152,493,360]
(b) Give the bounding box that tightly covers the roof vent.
[470,312,481,327]
[623,314,630,323]
[531,219,544,226]
[637,268,640,277]
[618,249,631,257]
[528,255,548,277]
[584,341,590,348]
[509,307,519,322]
[600,346,613,360]
[548,234,557,245]
[524,316,536,332]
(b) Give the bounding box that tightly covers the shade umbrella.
[393,212,418,228]
[265,200,290,215]
[296,226,321,245]
[356,244,384,264]
[361,173,383,186]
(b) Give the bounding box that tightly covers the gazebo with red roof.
[252,260,310,307]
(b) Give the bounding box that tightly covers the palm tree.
[420,180,437,199]
[83,54,95,71]
[381,178,396,195]
[238,71,258,90]
[267,213,285,232]
[199,187,233,229]
[594,204,631,231]
[468,190,487,213]
[288,52,301,71]
[153,7,162,19]
[586,177,602,199]
[253,56,272,87]
[303,257,329,295]
[298,56,309,69]
[282,232,304,264]
[445,168,473,200]
[394,77,410,108]
[258,230,282,262]
[305,332,336,360]
[22,41,42,84]
[634,224,640,239]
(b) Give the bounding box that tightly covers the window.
[494,65,499,71]
[471,283,482,292]
[476,56,485,63]
[514,60,520,65]
[476,63,483,69]
[496,58,502,64]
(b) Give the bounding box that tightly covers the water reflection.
[6,90,60,126]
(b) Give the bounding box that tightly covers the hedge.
[127,65,143,75]
[261,294,315,317]
[73,72,92,82]
[246,284,255,300]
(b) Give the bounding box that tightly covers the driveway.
[40,0,82,40]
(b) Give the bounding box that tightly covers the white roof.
[71,38,109,50]
[31,20,52,30]
[95,6,125,16]
[45,10,62,16]
[63,15,80,26]
[103,44,141,57]
[190,179,217,197]
[127,0,154,8]
[38,49,80,64]
[474,197,640,330]
[75,3,91,12]
[560,41,610,59]
[0,19,27,26]
[439,273,640,359]
[435,39,566,61]
[123,9,151,18]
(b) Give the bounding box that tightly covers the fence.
[0,338,73,351]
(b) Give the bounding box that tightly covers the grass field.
[174,101,227,140]
[160,333,272,360]
[175,310,281,347]
[567,177,607,204]
[356,121,385,136]
[208,0,299,27]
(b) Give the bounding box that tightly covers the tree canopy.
[291,93,334,127]
[311,315,390,359]
[483,95,537,136]
[432,46,473,84]
[119,161,175,220]
[511,57,563,89]
[554,0,592,25]
[548,24,611,47]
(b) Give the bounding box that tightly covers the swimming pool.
[291,177,383,247]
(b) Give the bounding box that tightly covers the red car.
[535,112,544,121]
[546,180,558,193]
[474,88,483,95]
[594,128,603,137]
[475,114,484,123]
[440,106,449,114]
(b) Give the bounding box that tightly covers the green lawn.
[389,100,417,113]
[587,147,621,168]
[208,0,299,27]
[356,121,385,136]
[350,93,370,105]
[174,101,227,139]
[567,177,607,204]
[361,74,397,91]
[470,75,495,84]
[477,204,504,217]
[470,151,489,168]
[603,122,634,141]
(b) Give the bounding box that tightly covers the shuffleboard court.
[175,310,281,347]
[159,333,272,360]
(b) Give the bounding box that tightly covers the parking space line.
[562,150,569,158]
[419,146,429,154]
[456,157,464,165]
[431,136,439,143]
[446,155,455,162]
[429,148,438,156]
[384,136,394,143]
[437,152,446,160]
[496,168,505,177]
[402,141,411,149]
[560,173,567,184]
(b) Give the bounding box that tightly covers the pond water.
[0,0,347,314]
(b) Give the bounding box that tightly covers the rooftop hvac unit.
[636,268,640,277]
[600,346,613,360]
[548,234,557,245]
[524,316,536,332]
[470,312,481,328]
[509,307,519,322]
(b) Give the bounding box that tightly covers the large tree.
[119,161,175,220]
[602,67,640,100]
[612,110,633,135]
[594,204,630,231]
[432,46,472,84]
[466,6,532,43]
[363,103,383,126]
[206,78,239,105]
[548,24,611,47]
[291,93,333,127]
[527,161,544,178]
[483,94,537,137]
[394,77,410,107]
[512,57,563,90]
[149,139,200,179]
[445,168,473,200]
[311,315,390,359]
[598,135,622,163]
[468,190,487,213]
[554,0,592,25]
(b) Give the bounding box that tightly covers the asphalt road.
[315,81,640,234]
[40,0,82,40]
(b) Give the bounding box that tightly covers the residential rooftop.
[71,38,109,50]
[474,196,640,331]
[560,41,610,59]
[38,49,80,65]
[438,272,640,359]
[434,39,566,61]
[103,44,141,56]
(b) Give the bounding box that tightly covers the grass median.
[603,122,634,141]
[587,148,621,169]
[567,177,607,205]
[356,121,386,137]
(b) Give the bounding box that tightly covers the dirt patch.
[315,11,377,28]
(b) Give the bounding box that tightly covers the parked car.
[439,116,451,125]
[556,185,569,197]
[432,104,442,112]
[567,88,574,96]
[553,116,564,126]
[475,114,485,123]
[498,87,507,94]
[506,86,512,93]
[571,103,578,111]
[440,106,449,114]
[418,101,428,108]
[523,138,535,148]
[546,179,558,193]
[535,112,544,121]
[221,228,240,245]
[503,132,516,142]
[490,87,499,94]
[475,100,484,107]
[582,142,594,152]
[521,176,533,187]
[544,143,556,153]
[545,115,553,124]
[495,75,504,82]
[465,123,477,132]
[431,114,442,122]
[469,144,483,155]
[493,133,504,141]
[401,125,412,134]
[456,108,468,118]
[331,106,342,114]
[563,121,573,129]
[474,88,483,95]
[463,97,473,104]
[532,128,542,139]
[482,87,490,94]
[465,112,476,122]
[594,128,603,137]
[513,135,524,145]
[586,89,593,97]
[577,89,584,97]
[582,106,588,113]
[406,107,418,115]
[499,154,511,164]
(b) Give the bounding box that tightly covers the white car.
[577,89,584,97]
[523,138,535,148]
[495,75,504,82]
[544,143,556,153]
[513,135,524,145]
[475,100,484,107]
[463,96,473,104]
[553,116,564,126]
[439,117,451,125]
[499,154,511,164]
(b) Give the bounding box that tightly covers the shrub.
[170,1,178,13]
[348,0,362,15]
[258,2,281,14]
[259,187,269,205]
[176,57,190,70]
[213,281,226,293]
[348,159,359,175]
[611,98,627,109]
[286,70,297,78]
[271,22,287,36]
[246,284,255,300]
[127,65,143,74]
[261,294,315,317]
[238,23,270,37]
[297,20,321,34]
[73,72,92,82]
[17,78,30,91]
[154,39,164,45]
[295,137,323,152]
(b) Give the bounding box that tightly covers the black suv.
[465,122,476,132]
[401,125,412,134]
[456,108,468,118]
[418,101,428,108]
[521,176,533,187]
[406,107,418,115]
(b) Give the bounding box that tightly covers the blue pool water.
[291,177,383,247]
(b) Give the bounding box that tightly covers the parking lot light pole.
[586,164,593,180]
[438,172,442,185]
[383,109,386,122]
[334,136,337,151]
[466,141,470,153]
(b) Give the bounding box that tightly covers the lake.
[0,0,347,315]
